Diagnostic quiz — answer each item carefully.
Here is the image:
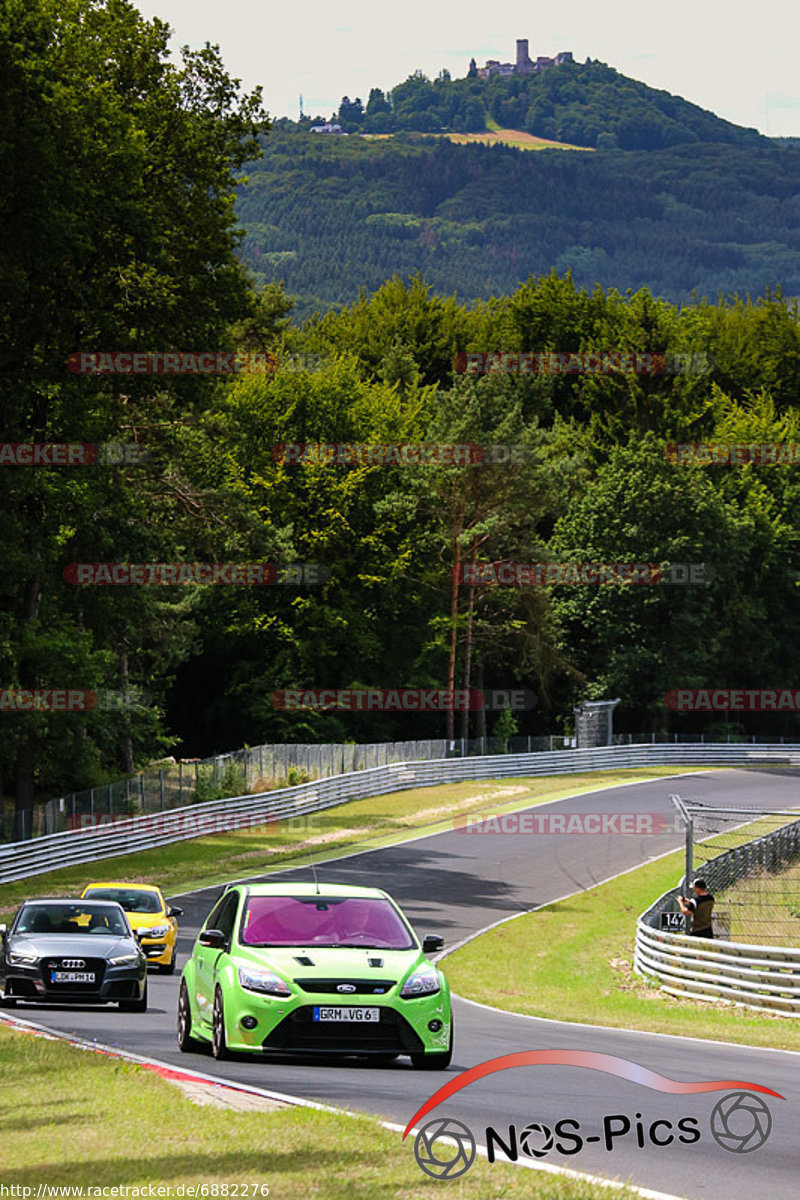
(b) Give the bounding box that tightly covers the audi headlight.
[142,924,169,938]
[238,967,291,996]
[8,951,38,966]
[109,954,139,966]
[400,969,440,998]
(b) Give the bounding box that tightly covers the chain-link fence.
[683,803,800,946]
[615,733,797,744]
[3,731,795,844]
[3,735,579,842]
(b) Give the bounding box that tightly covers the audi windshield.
[14,903,130,937]
[240,895,415,949]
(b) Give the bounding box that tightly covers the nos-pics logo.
[404,1050,783,1180]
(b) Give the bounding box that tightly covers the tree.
[366,87,390,116]
[549,440,798,732]
[0,0,267,836]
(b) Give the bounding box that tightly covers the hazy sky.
[134,0,800,137]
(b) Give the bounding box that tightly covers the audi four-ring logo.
[61,959,85,968]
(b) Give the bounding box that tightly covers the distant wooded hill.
[285,59,767,151]
[236,132,800,321]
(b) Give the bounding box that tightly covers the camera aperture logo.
[406,1050,784,1180]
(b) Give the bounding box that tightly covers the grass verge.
[0,767,690,922]
[0,1023,642,1198]
[441,128,595,151]
[444,847,800,1053]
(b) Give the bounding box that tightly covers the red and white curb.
[1,1012,686,1200]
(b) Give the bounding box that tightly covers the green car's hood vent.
[294,952,384,968]
[240,945,424,979]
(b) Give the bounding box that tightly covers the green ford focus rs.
[177,882,453,1068]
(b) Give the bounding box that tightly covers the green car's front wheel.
[212,986,232,1060]
[177,980,203,1052]
[411,1019,453,1070]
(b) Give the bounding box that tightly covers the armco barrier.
[635,920,800,1015]
[634,812,800,1015]
[2,743,799,886]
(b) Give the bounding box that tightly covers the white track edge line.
[380,1119,688,1200]
[0,1012,686,1200]
[437,859,800,1059]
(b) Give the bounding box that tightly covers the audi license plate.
[51,971,95,983]
[313,1006,379,1022]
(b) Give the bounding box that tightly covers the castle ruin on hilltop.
[475,39,574,79]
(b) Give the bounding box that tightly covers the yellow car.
[80,883,182,974]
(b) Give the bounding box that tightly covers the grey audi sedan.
[0,898,147,1010]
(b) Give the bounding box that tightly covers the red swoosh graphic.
[402,1050,785,1138]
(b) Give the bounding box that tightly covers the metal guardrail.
[14,731,791,843]
[635,921,800,1016]
[635,811,800,1015]
[2,741,800,887]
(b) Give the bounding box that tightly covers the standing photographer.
[678,879,715,938]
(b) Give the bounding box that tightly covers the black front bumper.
[3,957,145,1003]
[261,1005,425,1055]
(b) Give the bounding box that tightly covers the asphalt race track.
[11,769,800,1200]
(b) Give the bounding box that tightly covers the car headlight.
[141,924,169,938]
[109,954,140,966]
[8,952,38,966]
[238,967,291,997]
[400,969,441,998]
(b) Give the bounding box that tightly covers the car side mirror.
[168,906,183,918]
[422,935,444,954]
[198,928,227,950]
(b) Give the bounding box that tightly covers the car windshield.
[16,903,130,937]
[85,888,162,914]
[241,896,415,949]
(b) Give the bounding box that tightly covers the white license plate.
[313,1006,379,1022]
[51,971,95,983]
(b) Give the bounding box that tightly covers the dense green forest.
[2,0,800,835]
[237,133,800,321]
[294,59,766,150]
